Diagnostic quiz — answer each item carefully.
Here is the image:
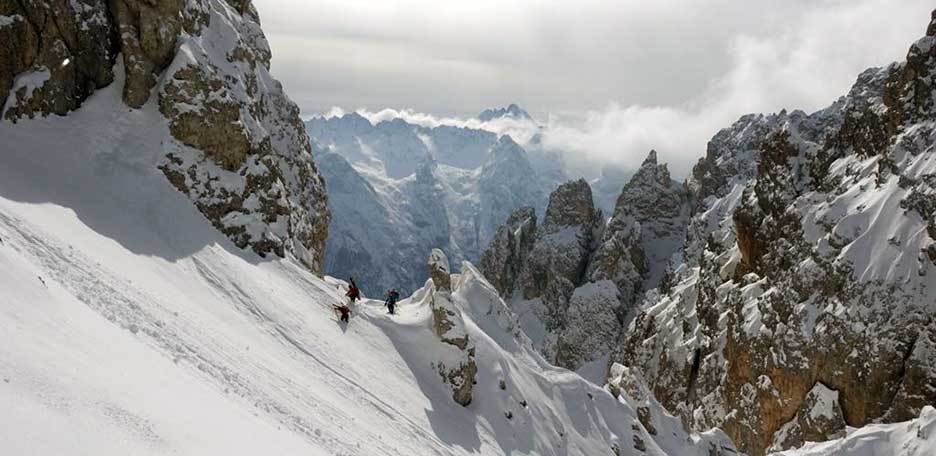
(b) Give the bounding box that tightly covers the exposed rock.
[519,178,599,303]
[589,150,689,310]
[112,0,189,108]
[428,248,452,292]
[553,280,621,369]
[479,206,537,296]
[159,64,250,170]
[768,383,846,452]
[606,362,741,455]
[480,153,692,371]
[155,1,329,272]
[1,0,117,121]
[1,0,330,273]
[619,11,936,456]
[427,249,477,406]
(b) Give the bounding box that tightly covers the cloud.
[262,0,933,178]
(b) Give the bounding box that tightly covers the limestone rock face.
[605,363,741,455]
[588,150,690,313]
[480,156,691,371]
[428,248,452,292]
[619,11,936,456]
[515,179,602,366]
[519,178,599,304]
[1,0,331,273]
[553,280,621,369]
[1,0,117,121]
[479,206,536,296]
[427,249,477,406]
[768,383,846,452]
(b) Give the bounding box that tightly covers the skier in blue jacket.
[384,289,400,315]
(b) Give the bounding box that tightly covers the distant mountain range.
[305,106,627,295]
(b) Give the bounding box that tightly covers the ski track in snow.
[0,208,452,456]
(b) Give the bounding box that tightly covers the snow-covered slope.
[0,84,740,456]
[769,406,936,456]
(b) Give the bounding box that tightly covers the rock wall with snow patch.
[481,156,689,372]
[0,0,330,273]
[426,249,477,406]
[619,10,936,456]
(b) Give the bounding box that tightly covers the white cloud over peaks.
[343,107,542,145]
[277,0,932,179]
[536,0,932,178]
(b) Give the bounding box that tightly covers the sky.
[254,0,933,177]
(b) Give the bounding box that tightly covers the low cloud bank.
[311,0,929,179]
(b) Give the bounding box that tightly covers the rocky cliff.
[482,153,689,372]
[619,10,936,456]
[1,0,330,272]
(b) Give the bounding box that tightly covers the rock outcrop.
[479,206,537,296]
[481,151,692,371]
[605,363,741,456]
[589,150,690,310]
[768,383,846,452]
[619,11,936,456]
[519,178,600,303]
[516,179,601,352]
[0,0,331,273]
[1,0,116,120]
[427,249,477,406]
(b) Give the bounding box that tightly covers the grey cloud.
[256,0,932,177]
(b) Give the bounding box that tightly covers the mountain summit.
[478,103,533,122]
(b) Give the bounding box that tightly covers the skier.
[332,303,351,323]
[385,289,400,315]
[346,277,360,304]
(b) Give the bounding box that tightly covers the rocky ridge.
[482,152,689,372]
[618,11,936,456]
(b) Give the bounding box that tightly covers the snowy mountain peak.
[485,134,526,163]
[478,104,533,122]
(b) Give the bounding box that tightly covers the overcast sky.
[254,0,933,176]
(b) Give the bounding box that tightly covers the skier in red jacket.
[345,277,360,303]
